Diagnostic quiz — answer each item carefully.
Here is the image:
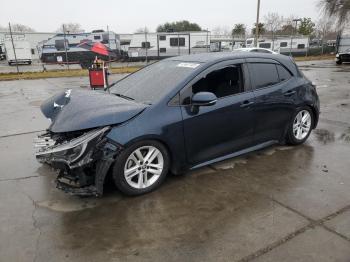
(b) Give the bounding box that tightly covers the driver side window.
[182,64,245,105]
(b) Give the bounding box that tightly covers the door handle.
[284,90,296,96]
[240,100,255,108]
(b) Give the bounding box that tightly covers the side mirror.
[191,92,217,107]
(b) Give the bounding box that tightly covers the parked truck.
[5,40,32,65]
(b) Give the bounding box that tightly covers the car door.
[180,60,255,165]
[246,58,296,144]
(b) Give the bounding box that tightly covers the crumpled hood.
[41,89,147,133]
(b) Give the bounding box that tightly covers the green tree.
[298,18,315,35]
[251,23,266,37]
[319,0,350,26]
[156,20,202,32]
[232,24,246,37]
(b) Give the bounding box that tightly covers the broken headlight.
[35,126,110,166]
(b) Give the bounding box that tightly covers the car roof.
[166,52,298,76]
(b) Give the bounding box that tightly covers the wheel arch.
[122,135,177,174]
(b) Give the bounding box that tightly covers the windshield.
[110,60,201,104]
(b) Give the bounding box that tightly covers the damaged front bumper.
[34,127,122,196]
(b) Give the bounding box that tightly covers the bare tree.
[135,27,150,33]
[2,23,36,32]
[264,12,284,49]
[316,16,334,53]
[56,23,85,33]
[277,15,300,35]
[319,0,350,26]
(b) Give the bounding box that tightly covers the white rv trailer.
[245,37,309,53]
[0,32,55,60]
[127,31,210,60]
[5,40,32,65]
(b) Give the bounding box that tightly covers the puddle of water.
[313,129,335,144]
[340,128,350,142]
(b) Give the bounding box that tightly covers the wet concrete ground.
[0,60,350,261]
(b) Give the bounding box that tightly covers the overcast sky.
[1,0,322,33]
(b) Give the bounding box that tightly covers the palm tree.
[320,0,350,26]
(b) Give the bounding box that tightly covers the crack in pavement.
[18,184,42,262]
[0,175,41,182]
[238,199,350,262]
[0,130,45,139]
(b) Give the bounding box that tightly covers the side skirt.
[190,140,278,170]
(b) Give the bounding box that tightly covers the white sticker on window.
[177,62,200,69]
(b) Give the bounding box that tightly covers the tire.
[336,60,342,65]
[286,107,314,145]
[113,140,170,196]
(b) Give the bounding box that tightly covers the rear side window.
[276,64,292,82]
[248,63,279,89]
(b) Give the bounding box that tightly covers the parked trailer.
[245,37,309,55]
[40,30,123,68]
[5,40,32,65]
[127,32,210,61]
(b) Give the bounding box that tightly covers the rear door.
[180,60,256,165]
[247,58,296,144]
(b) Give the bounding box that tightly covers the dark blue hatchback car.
[35,52,319,196]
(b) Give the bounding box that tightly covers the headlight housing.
[35,127,110,166]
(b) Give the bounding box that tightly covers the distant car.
[335,48,350,65]
[35,52,319,197]
[234,47,278,54]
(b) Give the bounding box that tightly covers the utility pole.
[254,0,261,47]
[206,28,209,52]
[290,19,301,56]
[107,25,111,64]
[145,27,148,63]
[62,24,69,70]
[8,22,19,74]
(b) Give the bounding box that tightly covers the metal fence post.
[62,25,69,70]
[145,29,148,63]
[8,22,19,74]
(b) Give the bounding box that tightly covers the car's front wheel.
[286,108,314,145]
[113,140,170,195]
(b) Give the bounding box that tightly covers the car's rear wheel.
[286,108,314,145]
[113,140,170,195]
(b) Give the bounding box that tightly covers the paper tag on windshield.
[177,62,200,69]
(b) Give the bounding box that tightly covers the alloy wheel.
[293,110,312,140]
[124,146,164,189]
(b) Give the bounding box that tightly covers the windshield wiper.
[113,93,135,101]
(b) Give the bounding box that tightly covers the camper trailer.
[5,40,32,65]
[40,30,122,68]
[127,31,210,60]
[245,37,309,55]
